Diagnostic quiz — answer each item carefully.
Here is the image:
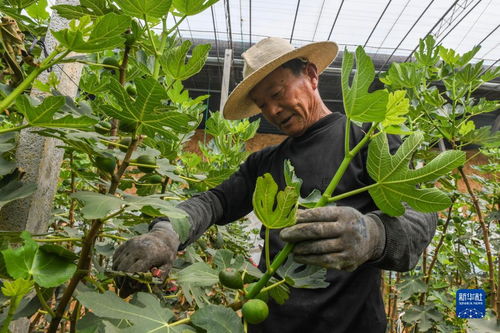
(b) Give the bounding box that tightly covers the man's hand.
[280,206,386,271]
[112,221,180,297]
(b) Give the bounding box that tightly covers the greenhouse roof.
[172,0,499,68]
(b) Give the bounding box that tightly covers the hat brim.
[223,41,339,120]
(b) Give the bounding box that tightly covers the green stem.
[35,284,55,318]
[317,122,379,207]
[166,15,187,36]
[265,228,271,271]
[0,295,22,333]
[260,279,286,294]
[144,15,158,56]
[34,237,82,243]
[327,183,377,203]
[169,317,191,327]
[344,117,351,157]
[0,124,29,134]
[0,49,68,111]
[245,243,294,299]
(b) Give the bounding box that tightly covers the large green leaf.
[53,0,108,19]
[101,77,194,140]
[402,304,442,331]
[191,304,244,333]
[172,0,219,16]
[379,62,424,89]
[1,278,33,297]
[398,275,427,300]
[1,235,76,288]
[52,13,130,53]
[366,133,466,216]
[172,262,218,305]
[71,192,123,219]
[380,90,409,131]
[6,0,36,9]
[276,255,329,289]
[161,40,211,81]
[16,95,96,129]
[341,46,388,122]
[213,249,245,271]
[252,173,298,229]
[25,0,49,20]
[115,0,172,18]
[77,291,195,332]
[0,180,37,209]
[122,195,186,217]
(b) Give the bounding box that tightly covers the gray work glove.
[280,206,386,272]
[112,221,180,298]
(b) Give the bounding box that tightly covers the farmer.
[113,37,437,332]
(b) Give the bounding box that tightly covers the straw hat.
[222,37,339,120]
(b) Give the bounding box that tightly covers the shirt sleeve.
[367,207,437,271]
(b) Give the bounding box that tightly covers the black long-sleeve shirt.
[176,112,437,333]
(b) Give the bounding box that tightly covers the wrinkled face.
[250,64,320,137]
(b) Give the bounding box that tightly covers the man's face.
[250,63,320,137]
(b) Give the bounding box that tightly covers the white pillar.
[219,48,233,111]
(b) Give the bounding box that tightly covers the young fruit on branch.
[242,299,269,324]
[94,121,111,135]
[118,119,138,133]
[102,57,119,69]
[136,155,156,173]
[219,268,244,290]
[95,154,116,174]
[119,137,132,153]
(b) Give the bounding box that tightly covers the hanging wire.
[172,15,183,42]
[312,0,326,41]
[289,0,301,43]
[327,0,345,41]
[376,0,437,73]
[249,0,252,44]
[480,42,500,59]
[364,0,393,48]
[239,0,244,46]
[477,23,499,46]
[372,0,412,57]
[224,0,233,51]
[484,57,499,72]
[211,6,222,80]
[456,0,491,49]
[404,0,460,62]
[435,0,483,47]
[185,18,195,42]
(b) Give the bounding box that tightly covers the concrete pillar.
[0,0,82,233]
[0,1,83,331]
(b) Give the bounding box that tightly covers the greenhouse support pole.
[0,1,82,331]
[219,48,233,111]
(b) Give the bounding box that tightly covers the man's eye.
[272,90,282,98]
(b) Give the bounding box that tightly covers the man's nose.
[263,102,282,118]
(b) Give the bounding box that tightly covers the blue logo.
[456,289,486,318]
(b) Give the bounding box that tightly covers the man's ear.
[305,62,319,89]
